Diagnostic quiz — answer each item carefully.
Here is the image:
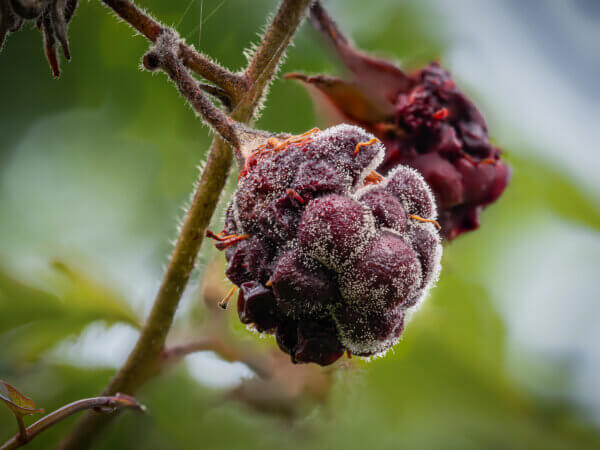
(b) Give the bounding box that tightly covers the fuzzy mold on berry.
[208,124,442,366]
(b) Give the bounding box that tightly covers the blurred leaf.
[0,263,139,363]
[0,380,44,417]
[508,153,600,231]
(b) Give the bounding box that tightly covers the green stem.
[1,395,145,450]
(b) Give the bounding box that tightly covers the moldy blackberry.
[208,124,442,366]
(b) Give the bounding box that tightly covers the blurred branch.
[162,336,272,380]
[58,1,311,449]
[0,394,145,450]
[100,0,246,100]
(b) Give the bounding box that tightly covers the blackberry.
[208,124,442,366]
[286,2,510,240]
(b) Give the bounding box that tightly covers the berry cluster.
[0,0,78,78]
[376,63,510,240]
[210,125,442,366]
[287,3,510,240]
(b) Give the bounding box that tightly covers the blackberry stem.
[100,0,247,101]
[58,1,312,449]
[1,395,146,450]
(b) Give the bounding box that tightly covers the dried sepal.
[0,0,79,78]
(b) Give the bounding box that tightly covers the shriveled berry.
[271,250,338,319]
[359,188,407,232]
[292,160,350,200]
[298,194,375,269]
[339,231,421,309]
[294,320,344,366]
[208,125,442,365]
[225,237,273,286]
[334,303,405,357]
[302,126,384,185]
[384,165,436,219]
[257,195,300,243]
[237,281,278,332]
[275,318,298,356]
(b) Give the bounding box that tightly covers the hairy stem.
[1,395,145,450]
[100,0,246,99]
[143,44,240,148]
[58,1,310,449]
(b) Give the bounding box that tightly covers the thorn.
[433,108,448,120]
[218,285,237,309]
[409,214,441,230]
[353,138,380,156]
[286,188,305,204]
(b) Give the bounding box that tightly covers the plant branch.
[14,417,26,444]
[162,336,272,380]
[1,395,145,450]
[58,1,311,449]
[142,35,241,149]
[237,0,312,120]
[100,0,246,100]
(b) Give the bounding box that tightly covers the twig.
[100,0,246,100]
[58,1,311,449]
[1,395,145,450]
[14,417,26,445]
[142,33,240,148]
[162,337,272,380]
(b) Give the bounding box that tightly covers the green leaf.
[0,261,140,363]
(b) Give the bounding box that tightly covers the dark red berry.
[271,250,339,319]
[237,281,278,332]
[209,124,442,364]
[334,302,405,357]
[294,320,345,366]
[298,194,375,269]
[339,231,421,309]
[292,160,350,200]
[359,188,407,232]
[225,237,273,286]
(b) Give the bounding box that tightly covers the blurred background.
[1,0,599,448]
